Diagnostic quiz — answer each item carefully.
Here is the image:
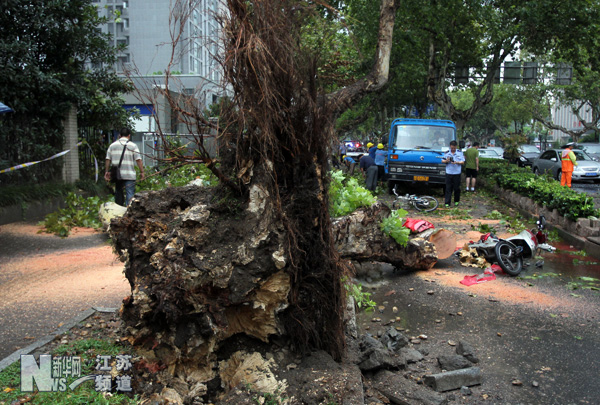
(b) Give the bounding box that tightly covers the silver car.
[532,149,600,182]
[477,148,503,159]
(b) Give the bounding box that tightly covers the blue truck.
[385,118,457,191]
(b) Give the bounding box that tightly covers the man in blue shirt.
[368,142,377,160]
[442,140,465,207]
[375,143,387,186]
[343,155,356,175]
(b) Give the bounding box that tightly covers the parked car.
[477,148,503,159]
[506,144,541,167]
[562,142,600,161]
[343,140,367,159]
[486,146,505,157]
[532,149,600,182]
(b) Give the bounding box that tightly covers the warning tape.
[0,141,99,182]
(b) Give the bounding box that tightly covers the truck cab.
[385,118,456,191]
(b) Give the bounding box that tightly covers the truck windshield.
[393,125,454,150]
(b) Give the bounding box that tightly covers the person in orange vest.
[561,144,578,188]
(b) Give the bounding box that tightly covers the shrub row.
[480,159,600,221]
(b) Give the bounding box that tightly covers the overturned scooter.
[468,215,556,276]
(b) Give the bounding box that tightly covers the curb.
[0,307,118,373]
[482,179,600,259]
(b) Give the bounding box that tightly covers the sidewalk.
[0,223,129,359]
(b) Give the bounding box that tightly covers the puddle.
[523,241,600,280]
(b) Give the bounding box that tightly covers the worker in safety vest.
[561,144,578,188]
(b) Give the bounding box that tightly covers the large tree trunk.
[114,1,401,397]
[217,0,399,360]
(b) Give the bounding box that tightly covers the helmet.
[342,155,347,159]
[377,143,384,149]
[367,142,374,148]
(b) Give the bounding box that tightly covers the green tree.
[339,0,600,137]
[0,0,132,185]
[337,0,432,136]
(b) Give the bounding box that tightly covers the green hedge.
[480,159,599,221]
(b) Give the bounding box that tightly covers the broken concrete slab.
[437,354,472,371]
[456,340,479,363]
[400,347,424,364]
[372,370,447,405]
[423,367,482,392]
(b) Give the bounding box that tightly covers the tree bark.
[332,203,438,271]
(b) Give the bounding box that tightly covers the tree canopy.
[336,0,600,137]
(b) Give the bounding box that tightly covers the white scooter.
[468,215,556,276]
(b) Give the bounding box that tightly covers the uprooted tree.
[110,0,400,396]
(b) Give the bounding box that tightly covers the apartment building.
[93,0,226,111]
[551,103,594,143]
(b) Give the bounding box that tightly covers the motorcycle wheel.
[495,240,523,276]
[413,196,439,212]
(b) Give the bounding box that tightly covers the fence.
[137,131,218,167]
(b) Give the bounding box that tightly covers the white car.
[486,146,504,156]
[477,148,503,159]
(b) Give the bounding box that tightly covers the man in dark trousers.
[358,154,378,191]
[442,140,465,207]
[104,128,145,206]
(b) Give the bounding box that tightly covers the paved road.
[360,191,600,404]
[0,223,130,359]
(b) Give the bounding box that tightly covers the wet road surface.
[357,190,600,404]
[0,223,130,359]
[356,257,600,404]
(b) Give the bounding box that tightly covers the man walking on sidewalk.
[105,128,145,206]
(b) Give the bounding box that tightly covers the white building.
[92,0,228,122]
[550,103,594,143]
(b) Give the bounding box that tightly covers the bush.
[136,163,218,191]
[39,192,106,237]
[481,160,600,221]
[380,208,411,246]
[329,170,377,217]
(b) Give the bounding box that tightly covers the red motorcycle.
[468,215,555,276]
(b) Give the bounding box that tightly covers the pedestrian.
[442,140,465,207]
[375,143,386,186]
[342,155,356,175]
[104,127,145,206]
[339,141,347,165]
[367,142,377,160]
[358,153,378,191]
[464,141,480,192]
[561,143,578,188]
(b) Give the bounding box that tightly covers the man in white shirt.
[104,128,145,206]
[442,140,465,207]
